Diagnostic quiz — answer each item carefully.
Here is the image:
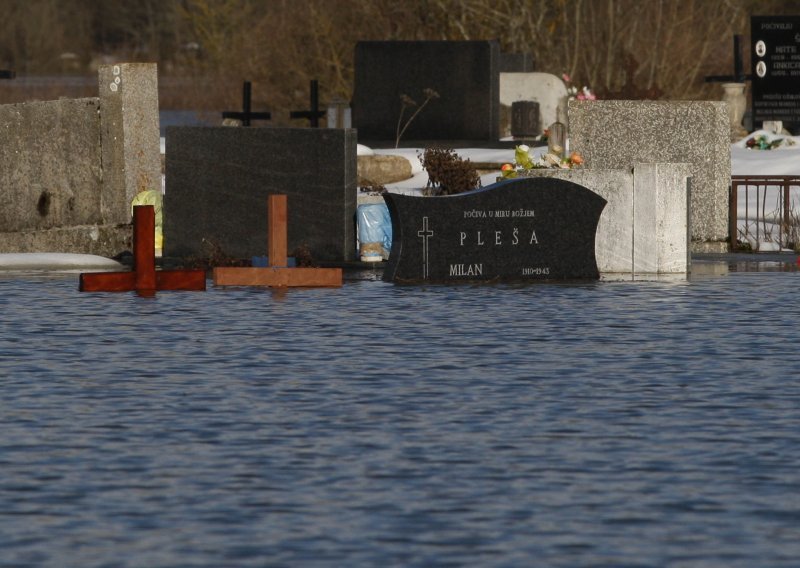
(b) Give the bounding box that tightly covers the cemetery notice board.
[353,40,500,144]
[383,177,606,283]
[751,15,800,126]
[165,127,357,262]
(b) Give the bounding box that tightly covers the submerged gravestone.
[353,40,500,144]
[383,178,606,282]
[0,63,157,255]
[98,63,162,224]
[520,163,692,275]
[568,100,729,252]
[165,127,357,262]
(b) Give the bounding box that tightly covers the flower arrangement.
[563,73,596,101]
[500,144,584,178]
[419,147,480,196]
[745,134,796,150]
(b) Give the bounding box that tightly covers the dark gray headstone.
[383,178,606,283]
[751,15,800,127]
[165,127,356,262]
[353,40,500,144]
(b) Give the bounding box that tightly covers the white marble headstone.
[500,72,569,136]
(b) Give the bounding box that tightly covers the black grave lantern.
[510,100,540,139]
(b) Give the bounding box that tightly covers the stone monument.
[499,72,569,137]
[0,63,160,255]
[520,163,692,275]
[165,127,357,262]
[751,15,800,131]
[383,178,606,282]
[98,64,162,225]
[568,100,729,252]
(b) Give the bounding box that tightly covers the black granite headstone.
[383,178,606,283]
[165,127,356,262]
[353,40,500,144]
[751,15,800,127]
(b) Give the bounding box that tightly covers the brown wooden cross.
[213,195,342,287]
[79,205,206,295]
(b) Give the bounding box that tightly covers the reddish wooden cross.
[79,205,206,295]
[213,195,342,287]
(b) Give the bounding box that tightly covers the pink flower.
[562,73,571,83]
[576,87,596,101]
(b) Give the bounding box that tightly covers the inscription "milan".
[449,263,483,276]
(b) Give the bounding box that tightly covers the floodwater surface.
[1,261,800,567]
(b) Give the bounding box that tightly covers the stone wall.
[0,64,160,255]
[0,98,103,232]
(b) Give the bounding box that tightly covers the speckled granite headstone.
[383,178,606,283]
[568,100,729,253]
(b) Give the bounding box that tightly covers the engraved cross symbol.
[417,216,434,279]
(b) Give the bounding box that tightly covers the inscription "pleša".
[459,228,539,246]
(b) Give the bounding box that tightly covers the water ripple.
[1,270,800,566]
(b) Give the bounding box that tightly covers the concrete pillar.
[98,63,161,224]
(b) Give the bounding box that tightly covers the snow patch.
[0,253,123,271]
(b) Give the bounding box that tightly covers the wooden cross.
[213,195,342,287]
[0,70,15,79]
[289,80,325,127]
[79,205,206,295]
[222,81,271,126]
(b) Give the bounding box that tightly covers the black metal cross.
[290,80,325,127]
[0,70,15,79]
[705,35,751,83]
[222,81,271,126]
